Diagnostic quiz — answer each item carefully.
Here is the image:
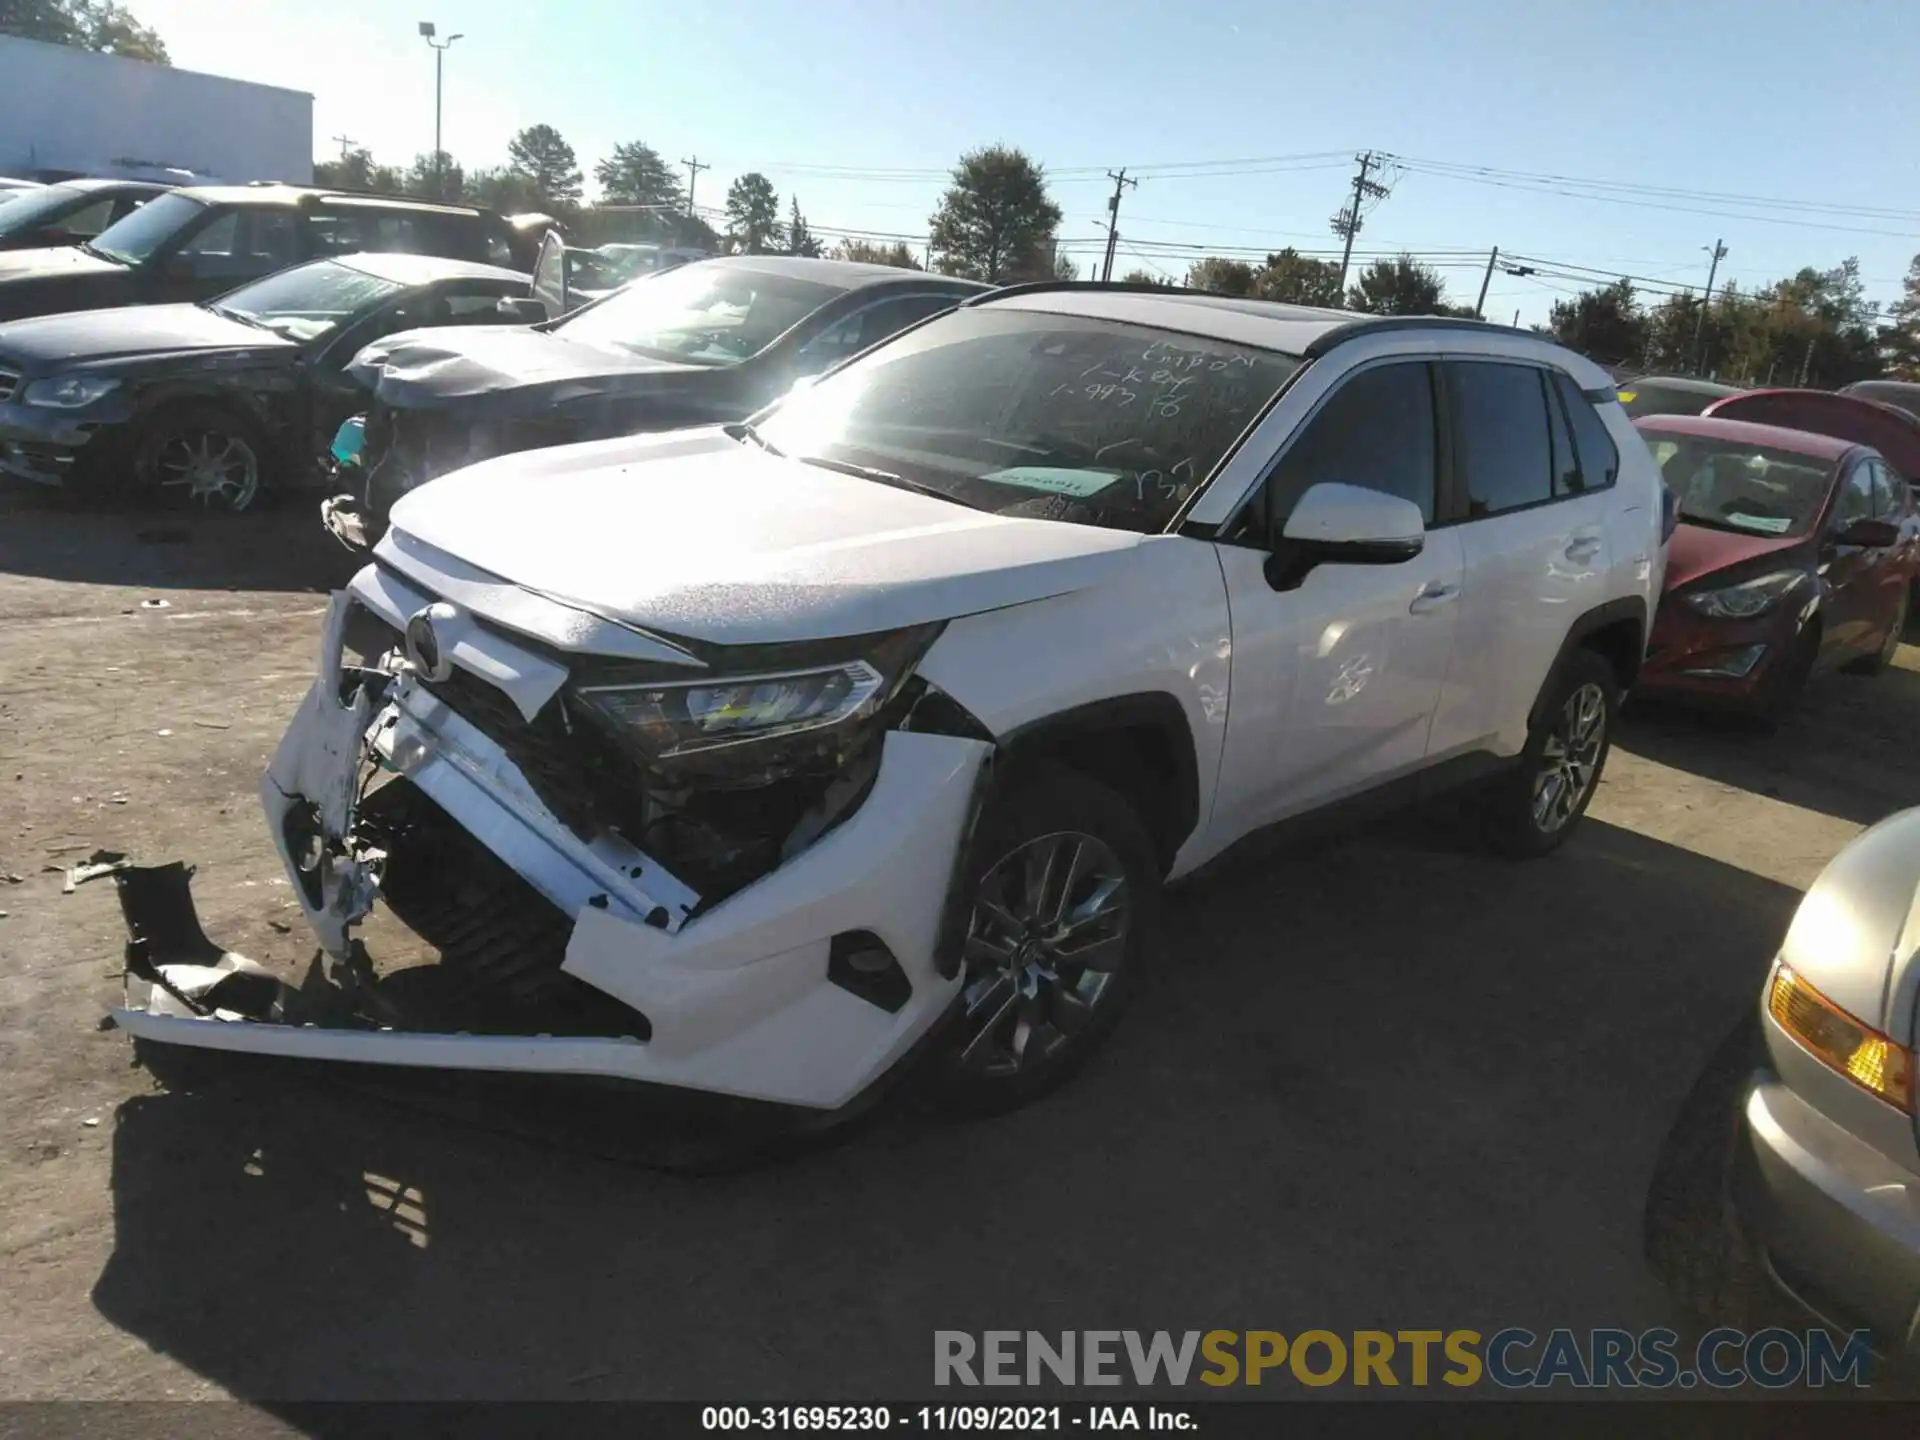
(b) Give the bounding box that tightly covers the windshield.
[209,259,404,342]
[755,308,1302,534]
[1642,434,1834,537]
[556,261,846,365]
[89,192,207,265]
[0,185,87,236]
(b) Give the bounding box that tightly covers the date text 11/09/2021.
[702,1408,1189,1432]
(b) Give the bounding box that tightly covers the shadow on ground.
[1620,657,1920,830]
[0,486,356,595]
[92,811,1797,1408]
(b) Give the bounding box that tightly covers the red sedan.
[1636,414,1916,725]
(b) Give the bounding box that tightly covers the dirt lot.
[3,489,1918,1407]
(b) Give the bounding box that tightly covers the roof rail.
[1299,313,1534,358]
[961,279,1194,306]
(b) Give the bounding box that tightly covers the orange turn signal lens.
[1769,965,1913,1111]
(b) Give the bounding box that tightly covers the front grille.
[349,600,641,839]
[361,779,651,1039]
[0,367,20,403]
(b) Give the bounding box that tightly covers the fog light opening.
[829,930,912,1014]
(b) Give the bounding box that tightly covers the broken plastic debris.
[193,719,232,730]
[1,872,22,884]
[82,1117,99,1127]
[63,850,130,894]
[139,598,170,610]
[155,729,173,737]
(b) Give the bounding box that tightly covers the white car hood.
[384,428,1146,646]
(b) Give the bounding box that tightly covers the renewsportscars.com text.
[934,1328,1873,1390]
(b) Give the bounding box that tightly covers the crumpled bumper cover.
[113,589,992,1110]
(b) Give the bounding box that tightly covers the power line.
[1394,157,1920,239]
[1394,154,1920,223]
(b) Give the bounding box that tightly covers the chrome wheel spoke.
[958,826,1133,1078]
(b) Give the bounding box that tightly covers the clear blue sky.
[138,0,1920,324]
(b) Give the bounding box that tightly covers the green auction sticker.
[982,466,1125,498]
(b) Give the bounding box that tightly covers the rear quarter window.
[1552,371,1620,491]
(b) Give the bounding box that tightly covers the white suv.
[116,287,1666,1117]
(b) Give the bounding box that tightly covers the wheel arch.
[995,693,1201,877]
[1531,596,1648,729]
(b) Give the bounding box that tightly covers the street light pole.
[418,22,464,201]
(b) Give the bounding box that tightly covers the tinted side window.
[864,294,959,343]
[1264,361,1437,527]
[1544,372,1580,498]
[1450,361,1552,517]
[308,210,368,257]
[1869,459,1908,520]
[1833,461,1873,529]
[59,198,115,236]
[1552,372,1620,492]
[178,209,238,258]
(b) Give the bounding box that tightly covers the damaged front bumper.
[115,587,992,1110]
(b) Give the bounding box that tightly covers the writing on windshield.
[757,308,1300,533]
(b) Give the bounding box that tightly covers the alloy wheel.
[1531,681,1607,834]
[955,831,1131,1079]
[155,428,260,511]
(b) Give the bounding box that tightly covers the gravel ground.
[3,490,1916,1408]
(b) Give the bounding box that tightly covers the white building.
[0,36,312,184]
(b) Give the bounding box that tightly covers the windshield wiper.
[796,454,953,501]
[204,301,269,331]
[1679,512,1782,536]
[727,420,784,456]
[79,241,128,266]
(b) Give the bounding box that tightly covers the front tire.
[1485,648,1617,858]
[1843,589,1907,677]
[932,763,1159,1115]
[135,403,265,514]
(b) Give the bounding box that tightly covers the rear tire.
[930,762,1159,1116]
[1484,648,1617,858]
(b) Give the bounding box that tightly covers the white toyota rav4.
[116,286,1667,1118]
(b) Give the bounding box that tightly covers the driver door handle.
[1410,582,1459,615]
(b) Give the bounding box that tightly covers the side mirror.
[1837,516,1900,549]
[1265,482,1425,592]
[496,297,548,324]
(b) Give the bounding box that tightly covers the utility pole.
[1098,168,1138,283]
[418,23,464,201]
[1474,246,1499,319]
[682,157,710,217]
[1331,150,1391,307]
[1691,238,1727,374]
[331,134,357,162]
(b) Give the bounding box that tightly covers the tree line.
[1542,259,1920,386]
[2,0,168,63]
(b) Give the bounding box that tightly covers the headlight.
[1680,568,1808,619]
[572,624,941,779]
[21,373,119,408]
[1769,965,1912,1111]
